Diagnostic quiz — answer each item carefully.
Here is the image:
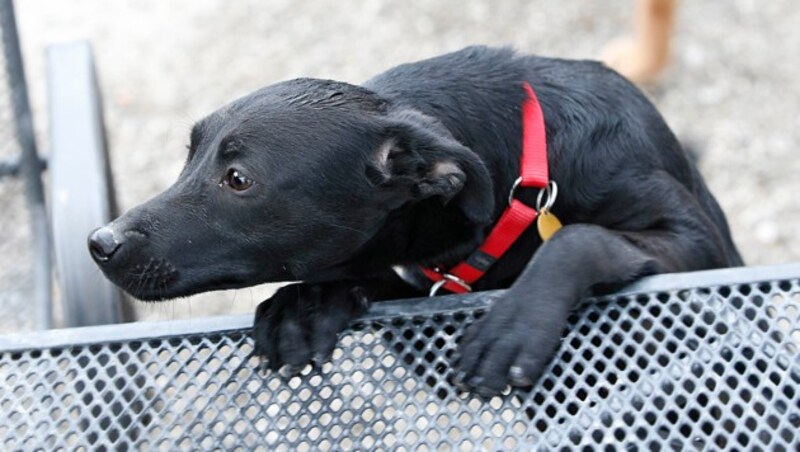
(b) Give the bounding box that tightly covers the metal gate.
[1,264,798,450]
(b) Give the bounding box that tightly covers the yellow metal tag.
[537,211,562,241]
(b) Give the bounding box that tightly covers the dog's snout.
[88,227,121,262]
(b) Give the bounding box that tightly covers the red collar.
[421,81,551,295]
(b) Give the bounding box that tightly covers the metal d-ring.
[507,177,523,206]
[535,180,558,213]
[429,273,472,297]
[509,178,559,212]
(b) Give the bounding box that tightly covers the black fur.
[89,46,742,395]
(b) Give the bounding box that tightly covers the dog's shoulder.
[363,46,527,105]
[365,46,519,85]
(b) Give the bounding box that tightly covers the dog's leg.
[602,0,678,85]
[453,171,732,396]
[253,272,420,375]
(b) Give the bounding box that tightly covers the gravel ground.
[1,0,798,332]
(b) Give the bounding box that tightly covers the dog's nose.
[88,227,120,262]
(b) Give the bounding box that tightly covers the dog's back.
[367,46,741,268]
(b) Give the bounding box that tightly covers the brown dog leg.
[602,0,678,85]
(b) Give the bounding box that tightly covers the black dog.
[89,46,742,396]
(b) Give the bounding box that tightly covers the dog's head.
[89,78,494,300]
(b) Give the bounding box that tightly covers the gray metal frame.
[0,0,52,329]
[0,0,126,328]
[3,263,798,352]
[47,42,127,326]
[1,263,798,450]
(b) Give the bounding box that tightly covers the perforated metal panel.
[1,265,799,450]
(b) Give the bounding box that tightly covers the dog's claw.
[476,386,498,398]
[508,365,532,387]
[278,364,303,379]
[349,286,369,309]
[311,353,328,368]
[452,370,470,392]
[257,356,270,377]
[468,375,484,387]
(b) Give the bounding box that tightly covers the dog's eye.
[223,168,254,191]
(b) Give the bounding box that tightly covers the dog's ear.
[366,118,494,225]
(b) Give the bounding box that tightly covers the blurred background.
[0,0,798,333]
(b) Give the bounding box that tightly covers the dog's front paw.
[452,295,567,396]
[253,283,368,376]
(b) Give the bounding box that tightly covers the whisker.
[229,290,238,315]
[179,111,196,129]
